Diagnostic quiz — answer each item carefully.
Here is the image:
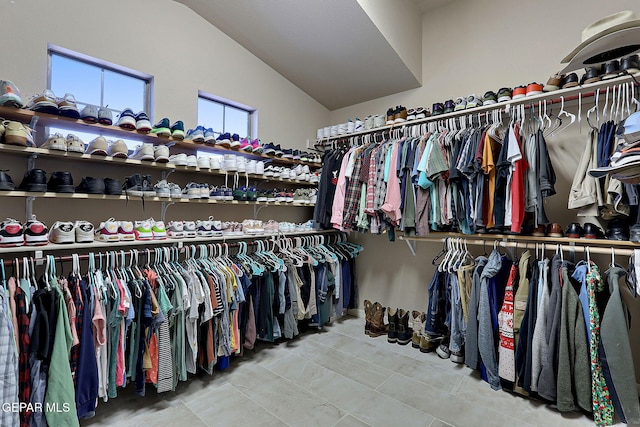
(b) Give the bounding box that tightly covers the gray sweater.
[465,256,488,370]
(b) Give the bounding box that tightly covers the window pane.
[197,98,223,133]
[103,70,146,114]
[50,54,101,106]
[224,106,249,137]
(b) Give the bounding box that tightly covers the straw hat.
[560,11,640,73]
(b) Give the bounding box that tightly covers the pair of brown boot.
[364,300,388,337]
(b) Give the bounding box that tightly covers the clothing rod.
[453,238,635,257]
[0,232,347,266]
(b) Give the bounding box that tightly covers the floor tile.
[332,414,372,427]
[226,363,345,427]
[429,419,453,427]
[378,373,533,427]
[185,383,286,426]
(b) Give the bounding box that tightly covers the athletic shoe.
[49,221,75,244]
[256,161,264,175]
[98,106,113,125]
[24,217,48,245]
[130,143,155,161]
[215,132,231,148]
[183,182,202,199]
[95,218,119,242]
[154,180,170,197]
[141,174,155,197]
[239,138,253,152]
[210,186,225,200]
[223,186,233,201]
[118,220,135,241]
[247,186,258,201]
[309,172,320,184]
[151,219,167,240]
[107,139,129,158]
[186,126,205,143]
[3,120,33,146]
[133,219,153,240]
[104,178,122,195]
[0,218,23,247]
[186,155,197,167]
[135,112,152,133]
[154,144,170,162]
[122,174,143,197]
[183,220,197,238]
[80,104,98,123]
[211,219,223,236]
[116,108,137,130]
[263,165,276,177]
[229,134,241,149]
[293,189,307,204]
[266,189,277,202]
[199,183,210,199]
[223,154,237,171]
[308,189,317,204]
[41,133,67,151]
[196,219,213,237]
[168,182,182,198]
[282,149,294,159]
[171,121,185,139]
[256,189,268,202]
[151,118,171,137]
[27,90,58,114]
[236,156,246,173]
[197,156,210,169]
[210,156,222,169]
[0,80,24,108]
[263,143,276,155]
[168,153,188,166]
[66,134,85,153]
[497,87,512,102]
[74,220,94,243]
[57,93,80,119]
[166,221,184,239]
[203,128,215,144]
[251,138,263,153]
[86,136,108,155]
[285,190,294,203]
[373,114,385,127]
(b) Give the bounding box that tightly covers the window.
[47,45,153,149]
[197,92,255,138]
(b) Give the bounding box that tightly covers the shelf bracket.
[405,238,417,257]
[160,201,175,224]
[25,196,36,221]
[27,153,38,170]
[253,204,268,219]
[161,169,175,181]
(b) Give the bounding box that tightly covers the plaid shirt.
[365,145,380,214]
[0,291,19,427]
[373,142,390,211]
[15,286,31,427]
[343,147,365,230]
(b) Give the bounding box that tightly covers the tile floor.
[82,316,605,427]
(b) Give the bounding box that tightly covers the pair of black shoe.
[19,168,75,193]
[565,222,604,239]
[76,177,122,195]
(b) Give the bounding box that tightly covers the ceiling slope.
[175,0,422,110]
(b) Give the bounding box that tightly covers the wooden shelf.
[316,71,640,143]
[0,106,322,167]
[0,229,332,254]
[0,144,318,187]
[0,191,315,207]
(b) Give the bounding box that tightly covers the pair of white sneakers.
[130,142,170,162]
[220,155,265,174]
[49,220,94,244]
[41,133,86,153]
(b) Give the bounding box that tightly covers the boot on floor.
[364,299,373,336]
[411,311,426,349]
[369,303,388,337]
[396,309,413,345]
[387,307,398,343]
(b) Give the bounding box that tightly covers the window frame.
[47,44,154,119]
[197,90,257,138]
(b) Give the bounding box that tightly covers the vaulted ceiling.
[175,0,452,110]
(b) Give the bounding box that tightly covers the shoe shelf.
[0,106,322,168]
[0,191,315,207]
[0,143,318,187]
[316,71,640,143]
[0,229,331,255]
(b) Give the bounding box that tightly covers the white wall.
[0,0,329,148]
[333,0,640,313]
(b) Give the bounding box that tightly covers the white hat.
[559,11,640,74]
